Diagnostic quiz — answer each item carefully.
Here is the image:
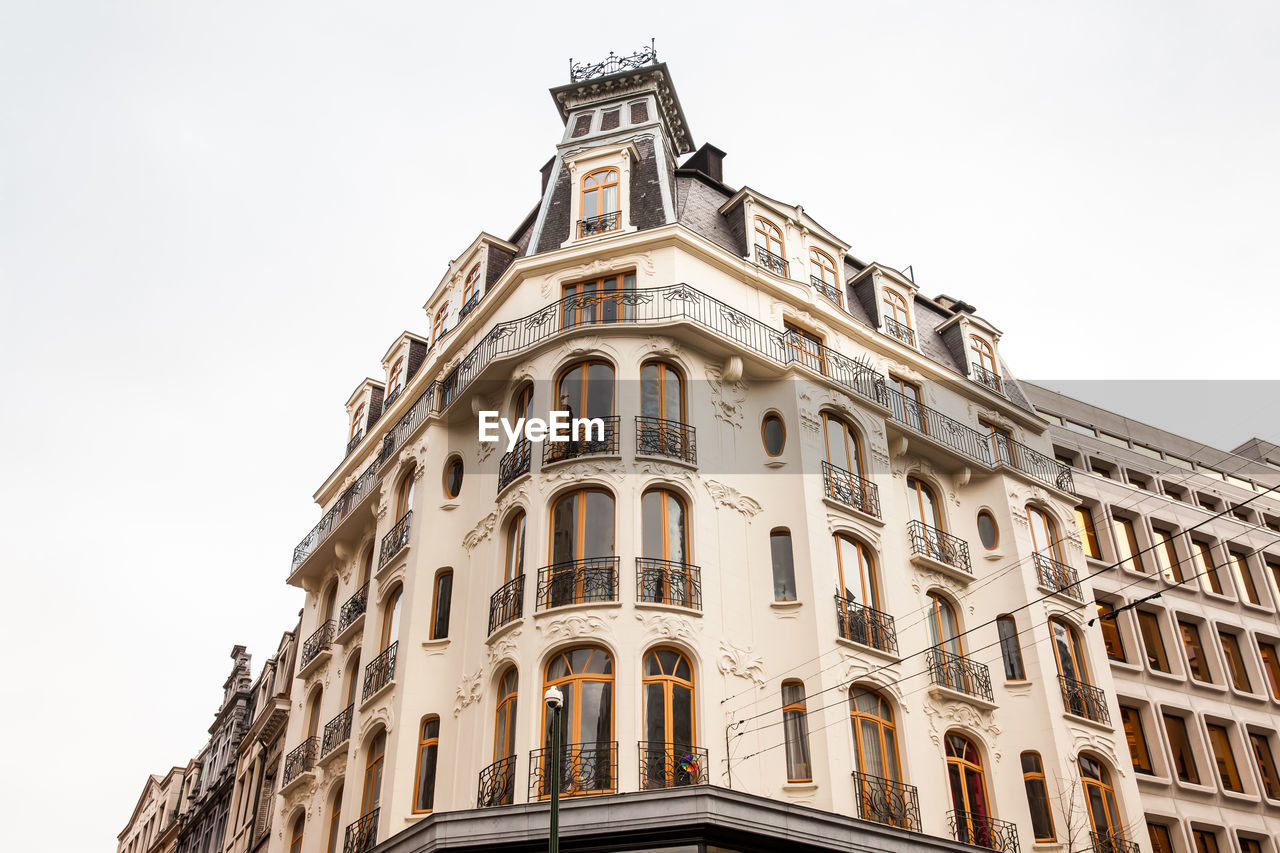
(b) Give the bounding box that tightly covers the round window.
[762,414,786,457]
[445,458,464,498]
[977,510,998,549]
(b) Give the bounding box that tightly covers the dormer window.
[809,248,839,304]
[461,264,481,316]
[348,403,366,452]
[386,358,404,405]
[432,306,448,345]
[579,168,620,237]
[969,336,1002,394]
[753,216,787,277]
[881,289,914,346]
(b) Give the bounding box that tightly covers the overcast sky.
[2,2,1278,850]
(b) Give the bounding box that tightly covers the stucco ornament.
[799,408,821,435]
[637,461,696,489]
[635,612,699,644]
[705,365,746,428]
[704,480,762,518]
[541,460,627,484]
[717,641,766,688]
[486,629,522,665]
[463,511,499,553]
[536,613,614,643]
[545,254,656,297]
[476,437,495,464]
[357,704,393,744]
[923,700,1002,762]
[643,335,686,362]
[453,668,484,717]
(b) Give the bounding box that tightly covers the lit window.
[1192,830,1220,853]
[412,717,440,812]
[770,529,796,602]
[1179,620,1212,682]
[1249,732,1280,799]
[579,168,620,236]
[1112,516,1144,572]
[1076,507,1101,558]
[761,413,786,457]
[1120,707,1153,773]
[1020,752,1055,841]
[1219,631,1251,692]
[1096,601,1126,662]
[1260,641,1280,699]
[997,615,1025,680]
[429,571,452,640]
[1163,713,1200,784]
[1206,723,1243,792]
[1137,611,1170,672]
[782,681,811,782]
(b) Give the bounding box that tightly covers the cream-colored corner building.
[1025,385,1280,853]
[266,51,1145,853]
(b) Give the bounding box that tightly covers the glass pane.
[673,685,693,745]
[771,533,796,601]
[666,494,686,563]
[837,536,860,601]
[416,743,437,810]
[433,574,452,639]
[644,682,665,742]
[551,494,577,563]
[642,491,661,558]
[785,711,811,779]
[586,363,613,417]
[663,369,682,421]
[859,719,885,776]
[558,365,583,415]
[583,491,614,558]
[641,364,660,418]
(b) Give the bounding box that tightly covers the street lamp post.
[545,686,564,853]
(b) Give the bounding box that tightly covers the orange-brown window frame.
[1179,620,1212,682]
[1096,601,1126,662]
[463,263,481,306]
[882,289,911,329]
[1112,516,1144,572]
[1219,631,1252,692]
[761,413,786,457]
[969,335,997,375]
[411,717,441,813]
[579,167,620,232]
[809,247,837,287]
[429,570,453,641]
[1020,751,1056,841]
[753,215,784,257]
[494,667,518,761]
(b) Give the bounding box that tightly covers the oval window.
[977,510,998,549]
[445,458,464,498]
[762,414,786,457]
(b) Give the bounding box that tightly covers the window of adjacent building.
[412,717,440,813]
[325,784,343,853]
[1076,507,1101,558]
[784,320,826,375]
[444,457,464,499]
[1163,713,1200,784]
[945,733,990,844]
[1219,631,1252,692]
[1238,838,1264,853]
[493,667,518,763]
[782,681,811,782]
[997,615,1025,680]
[1260,641,1280,700]
[579,168,620,235]
[761,413,786,457]
[810,247,837,289]
[1120,707,1153,773]
[640,489,692,606]
[429,571,452,640]
[977,510,998,549]
[882,288,912,336]
[770,529,797,602]
[361,730,387,814]
[548,488,615,605]
[1152,527,1183,583]
[641,648,696,773]
[503,511,526,584]
[1096,601,1126,662]
[289,815,304,853]
[542,647,614,796]
[1112,516,1144,572]
[560,272,635,327]
[1147,824,1174,853]
[850,687,902,791]
[1249,732,1280,800]
[969,335,997,378]
[640,360,685,423]
[350,403,366,442]
[1206,723,1243,792]
[1020,752,1055,841]
[1192,830,1220,853]
[463,263,481,307]
[754,216,785,261]
[1079,754,1125,843]
[1228,551,1261,605]
[431,305,447,344]
[1179,620,1212,682]
[1191,540,1224,595]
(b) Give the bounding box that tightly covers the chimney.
[682,143,727,183]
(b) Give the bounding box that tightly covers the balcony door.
[542,647,614,796]
[945,733,992,845]
[641,489,690,606]
[360,730,386,815]
[1079,755,1125,845]
[907,477,946,561]
[561,273,634,328]
[851,687,909,828]
[549,489,615,605]
[641,649,696,787]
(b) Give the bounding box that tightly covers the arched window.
[288,814,304,853]
[431,306,448,344]
[1026,506,1061,560]
[396,469,415,522]
[513,385,534,424]
[350,404,366,442]
[907,478,942,529]
[542,647,615,796]
[556,360,614,420]
[928,592,974,693]
[430,570,453,640]
[640,489,692,606]
[822,412,863,476]
[321,583,339,625]
[822,412,873,514]
[412,717,440,813]
[641,649,696,788]
[360,730,386,815]
[1078,754,1125,843]
[380,587,402,652]
[579,168,620,235]
[927,592,963,655]
[305,689,324,742]
[547,488,615,607]
[834,533,879,608]
[639,361,689,459]
[781,681,811,782]
[753,216,785,260]
[344,651,360,707]
[810,247,837,289]
[463,264,481,308]
[945,733,991,845]
[325,784,344,853]
[359,546,374,588]
[503,511,526,584]
[387,358,404,397]
[1052,617,1100,719]
[494,667,518,761]
[882,289,912,343]
[1021,753,1055,841]
[907,477,950,564]
[969,336,997,376]
[850,686,910,828]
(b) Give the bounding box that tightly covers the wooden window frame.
[1076,507,1101,559]
[753,215,784,257]
[503,511,526,584]
[463,263,481,306]
[784,320,827,375]
[1191,540,1224,595]
[1096,601,1127,662]
[997,615,1025,680]
[1260,641,1280,699]
[444,456,464,499]
[850,686,901,782]
[1153,527,1183,582]
[761,413,786,457]
[395,468,415,522]
[288,814,304,853]
[1179,620,1213,682]
[494,667,518,761]
[770,528,797,603]
[350,403,366,441]
[1020,751,1056,841]
[1162,713,1200,785]
[1248,731,1280,799]
[1137,610,1171,672]
[640,360,686,423]
[882,289,911,329]
[548,487,616,563]
[1078,754,1125,841]
[412,717,441,813]
[976,510,999,550]
[380,587,401,652]
[641,648,696,746]
[560,273,635,328]
[555,359,615,419]
[809,247,837,287]
[1050,617,1091,684]
[361,730,387,814]
[1218,631,1252,692]
[432,306,448,344]
[907,477,943,530]
[945,733,990,823]
[834,533,880,609]
[579,167,621,230]
[325,784,343,853]
[1229,551,1261,605]
[782,680,812,782]
[642,488,689,563]
[927,591,963,655]
[540,647,615,791]
[968,335,997,376]
[1027,505,1063,562]
[821,411,863,477]
[429,570,453,641]
[387,357,404,396]
[1112,516,1145,572]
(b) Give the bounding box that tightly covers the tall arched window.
[782,681,811,782]
[640,489,692,606]
[513,385,534,423]
[945,733,991,845]
[325,784,343,853]
[907,477,948,563]
[834,535,880,611]
[927,592,963,655]
[1021,753,1055,841]
[969,336,997,376]
[557,360,614,421]
[344,651,360,707]
[928,592,971,693]
[579,168,620,235]
[360,730,386,816]
[463,264,481,308]
[503,511,526,584]
[822,412,863,476]
[754,216,785,259]
[547,488,615,607]
[494,667,518,761]
[412,717,440,813]
[288,814,304,853]
[430,570,453,640]
[770,529,797,602]
[350,404,366,442]
[641,649,696,788]
[431,306,447,344]
[850,686,909,828]
[387,357,404,397]
[639,361,690,461]
[1027,506,1061,560]
[1079,754,1125,843]
[1052,617,1100,719]
[322,583,339,625]
[359,546,374,588]
[810,247,837,289]
[882,289,912,344]
[395,468,415,522]
[306,689,324,742]
[542,647,615,796]
[822,412,873,513]
[380,587,402,652]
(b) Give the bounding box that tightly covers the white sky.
[1,2,1277,849]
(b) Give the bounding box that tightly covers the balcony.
[383,384,403,408]
[637,558,702,610]
[638,742,709,789]
[542,415,619,465]
[458,293,481,320]
[1091,831,1138,853]
[926,647,993,702]
[636,416,696,465]
[321,704,353,758]
[883,317,915,347]
[362,642,397,703]
[345,430,365,457]
[282,737,318,786]
[810,275,842,306]
[578,210,621,238]
[822,461,882,518]
[885,388,993,467]
[948,810,1020,853]
[835,596,898,655]
[535,557,619,610]
[991,434,1076,495]
[754,245,789,277]
[487,575,525,634]
[299,620,336,672]
[378,510,411,569]
[336,583,368,642]
[528,741,618,799]
[342,808,378,853]
[477,755,517,808]
[970,365,1003,395]
[851,771,921,832]
[907,520,972,576]
[497,439,531,493]
[1059,675,1111,725]
[1033,553,1081,600]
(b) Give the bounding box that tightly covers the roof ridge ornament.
[569,39,658,82]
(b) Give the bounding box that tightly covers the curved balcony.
[321,704,353,757]
[487,575,525,634]
[835,596,897,655]
[926,646,993,702]
[342,808,378,853]
[992,433,1075,495]
[542,415,619,465]
[282,737,318,786]
[477,755,517,808]
[362,642,397,703]
[535,558,619,610]
[948,810,1019,852]
[754,245,789,277]
[638,742,708,789]
[337,583,368,637]
[1059,675,1110,725]
[883,317,915,347]
[378,511,411,570]
[885,388,992,466]
[907,520,972,576]
[497,439,531,493]
[851,771,920,832]
[529,741,618,799]
[637,558,702,610]
[1033,552,1081,600]
[300,620,336,670]
[822,461,881,518]
[636,416,696,465]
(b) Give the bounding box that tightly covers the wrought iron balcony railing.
[542,415,619,464]
[991,434,1076,494]
[638,742,708,789]
[1091,831,1138,853]
[1059,675,1111,725]
[477,755,517,808]
[321,704,353,756]
[338,583,368,633]
[282,737,318,785]
[754,245,789,277]
[883,317,915,347]
[948,810,1020,853]
[536,557,619,610]
[378,510,411,569]
[300,620,336,667]
[345,430,364,456]
[342,808,378,853]
[458,293,481,320]
[970,365,1003,395]
[810,275,842,305]
[362,642,397,701]
[383,385,403,408]
[851,771,921,832]
[822,461,882,518]
[529,741,618,799]
[636,416,696,464]
[926,646,993,701]
[907,520,972,575]
[488,575,525,634]
[1033,553,1082,600]
[835,596,898,655]
[570,42,658,82]
[885,387,993,466]
[578,210,621,238]
[497,439,531,493]
[637,558,702,609]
